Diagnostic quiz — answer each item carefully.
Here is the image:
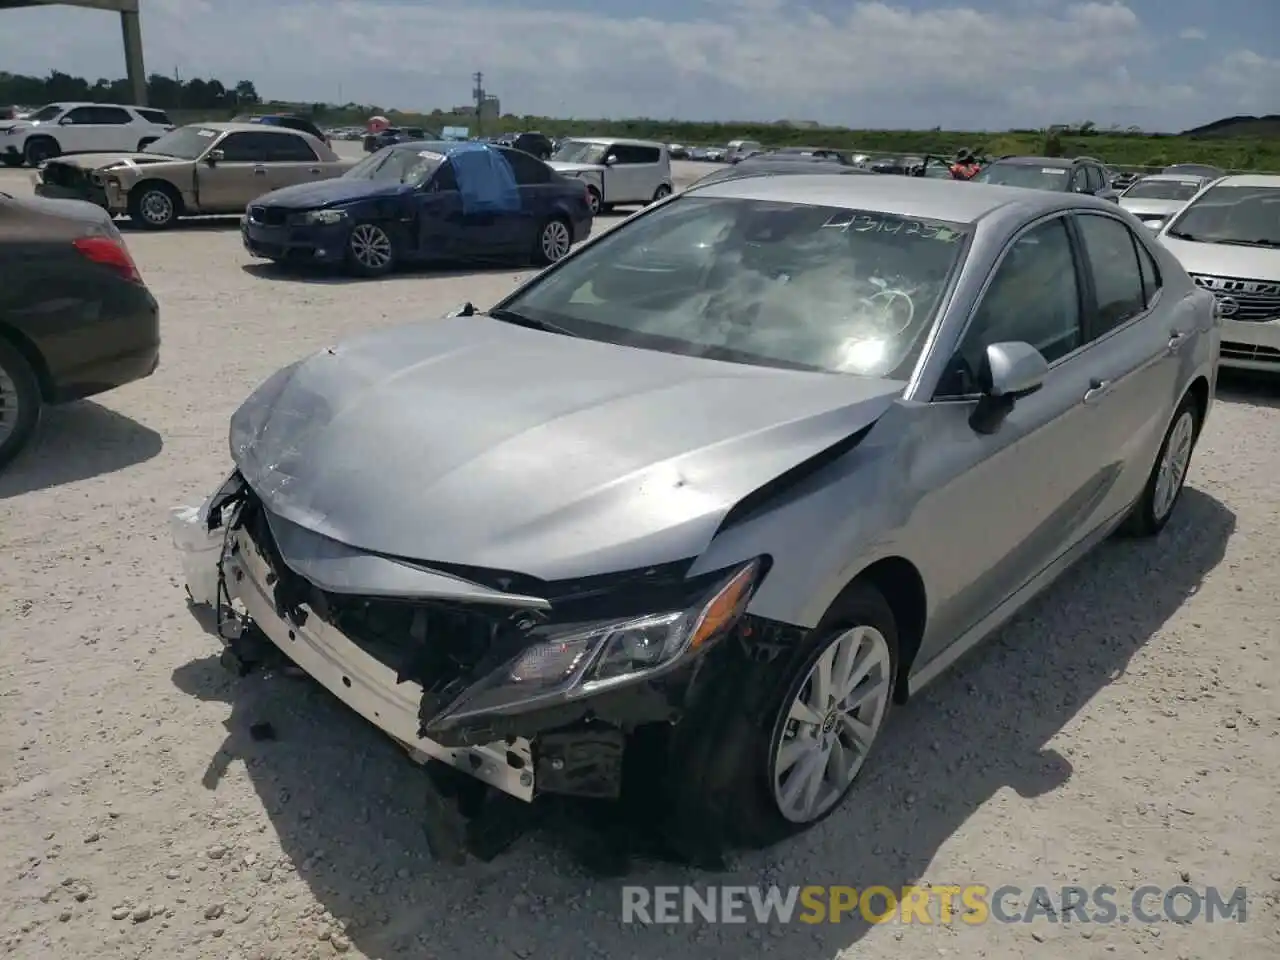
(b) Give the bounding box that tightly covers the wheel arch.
[1185,375,1209,431]
[0,322,55,402]
[842,555,927,703]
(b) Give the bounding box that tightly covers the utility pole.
[473,71,484,137]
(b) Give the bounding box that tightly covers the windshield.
[27,104,62,123]
[142,126,220,159]
[552,140,608,164]
[1123,179,1202,201]
[1165,185,1280,246]
[343,145,445,185]
[972,163,1070,190]
[499,195,969,378]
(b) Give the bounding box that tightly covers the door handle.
[1167,330,1186,353]
[309,167,321,174]
[1083,378,1111,404]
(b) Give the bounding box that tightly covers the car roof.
[690,173,1110,224]
[991,156,1078,167]
[47,101,141,110]
[1209,174,1280,188]
[392,140,506,156]
[192,121,316,135]
[1131,173,1207,183]
[564,136,665,148]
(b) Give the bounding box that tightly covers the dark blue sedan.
[241,141,595,277]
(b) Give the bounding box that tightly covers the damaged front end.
[174,471,766,821]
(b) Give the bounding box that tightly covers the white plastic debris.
[169,505,224,606]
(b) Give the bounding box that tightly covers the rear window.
[973,163,1071,190]
[137,109,171,125]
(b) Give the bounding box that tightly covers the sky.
[0,0,1276,131]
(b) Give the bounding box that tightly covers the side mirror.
[969,341,1048,434]
[205,149,224,166]
[604,155,618,166]
[58,116,74,125]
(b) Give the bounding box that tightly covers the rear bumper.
[45,288,161,403]
[241,218,349,264]
[1220,317,1280,373]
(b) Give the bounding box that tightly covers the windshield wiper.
[485,308,577,337]
[1165,230,1203,241]
[1211,238,1280,248]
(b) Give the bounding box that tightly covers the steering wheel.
[855,287,916,336]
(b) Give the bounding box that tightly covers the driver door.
[415,161,465,260]
[908,215,1105,654]
[197,131,273,211]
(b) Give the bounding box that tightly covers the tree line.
[0,71,260,110]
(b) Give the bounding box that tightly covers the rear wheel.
[345,222,397,277]
[651,184,672,203]
[585,186,602,217]
[663,582,899,858]
[0,337,42,470]
[533,217,572,265]
[1118,392,1201,537]
[23,137,59,167]
[128,183,181,229]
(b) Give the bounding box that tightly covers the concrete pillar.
[120,10,146,105]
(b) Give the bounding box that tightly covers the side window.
[938,218,1082,397]
[137,108,171,125]
[1134,238,1163,307]
[266,134,318,162]
[1088,166,1106,192]
[432,161,458,191]
[1075,214,1148,334]
[217,132,273,162]
[1068,167,1089,193]
[60,107,97,125]
[611,145,643,164]
[500,148,550,185]
[624,146,660,165]
[92,107,133,125]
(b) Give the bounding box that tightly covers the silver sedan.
[178,173,1219,860]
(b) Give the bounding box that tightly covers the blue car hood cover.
[258,178,409,208]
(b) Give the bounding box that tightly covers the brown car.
[31,122,353,230]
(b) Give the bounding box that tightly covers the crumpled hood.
[1158,236,1280,278]
[548,161,602,176]
[255,177,408,209]
[230,316,902,582]
[51,152,179,171]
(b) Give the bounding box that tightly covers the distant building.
[451,95,500,121]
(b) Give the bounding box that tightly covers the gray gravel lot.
[1,161,1278,960]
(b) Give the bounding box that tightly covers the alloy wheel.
[1153,410,1194,521]
[540,220,572,262]
[350,224,393,271]
[139,189,174,226]
[771,625,892,824]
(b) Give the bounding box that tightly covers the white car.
[548,137,673,216]
[0,102,174,168]
[1157,174,1280,373]
[1119,174,1210,232]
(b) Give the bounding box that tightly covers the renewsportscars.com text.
[621,884,1248,925]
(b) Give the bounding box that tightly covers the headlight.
[429,558,764,724]
[300,209,347,225]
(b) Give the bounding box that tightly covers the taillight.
[73,235,142,283]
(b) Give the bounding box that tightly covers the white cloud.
[0,1,1269,130]
[1178,27,1207,41]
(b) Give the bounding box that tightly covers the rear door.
[263,133,326,189]
[494,147,550,252]
[1068,211,1185,522]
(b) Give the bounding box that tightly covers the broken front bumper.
[223,525,537,802]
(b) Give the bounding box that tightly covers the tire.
[532,217,572,265]
[128,183,181,230]
[0,337,42,471]
[651,184,673,203]
[345,222,397,277]
[23,137,59,167]
[585,186,602,217]
[662,582,899,859]
[1118,392,1201,537]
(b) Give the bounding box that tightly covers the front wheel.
[651,184,673,203]
[23,137,59,167]
[128,184,180,229]
[1118,393,1201,537]
[663,582,899,858]
[0,337,42,471]
[585,186,602,217]
[345,222,397,277]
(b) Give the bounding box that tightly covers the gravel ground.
[1,161,1279,960]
